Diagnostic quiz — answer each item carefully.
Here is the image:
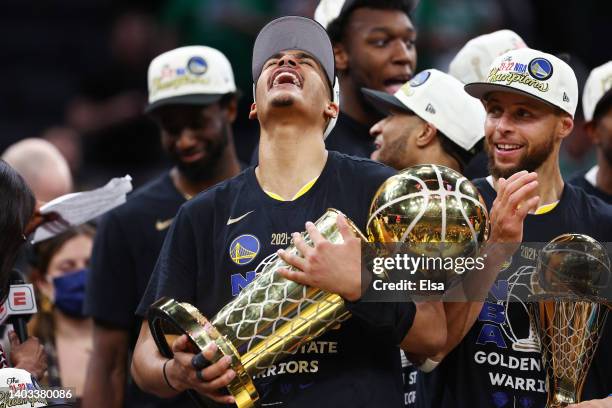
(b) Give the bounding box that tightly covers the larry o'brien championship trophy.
[148,164,489,407]
[528,233,611,407]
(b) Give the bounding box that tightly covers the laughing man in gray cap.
[132,16,445,407]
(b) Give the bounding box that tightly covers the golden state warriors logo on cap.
[229,234,260,265]
[528,57,553,81]
[187,56,208,76]
[409,71,431,87]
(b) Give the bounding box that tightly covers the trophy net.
[212,250,352,373]
[530,299,609,408]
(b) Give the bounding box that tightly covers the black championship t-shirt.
[417,178,612,408]
[401,350,417,407]
[137,151,413,407]
[84,172,189,407]
[568,167,612,205]
[325,112,376,159]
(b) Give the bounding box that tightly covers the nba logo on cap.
[229,234,260,265]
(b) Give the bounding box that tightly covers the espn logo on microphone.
[7,285,36,311]
[0,284,37,324]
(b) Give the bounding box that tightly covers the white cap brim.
[145,93,227,113]
[465,81,563,112]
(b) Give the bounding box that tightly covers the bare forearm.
[401,302,447,358]
[83,324,130,408]
[461,243,510,300]
[131,322,179,398]
[83,356,126,408]
[434,251,503,361]
[131,353,176,398]
[433,301,483,361]
[432,243,513,361]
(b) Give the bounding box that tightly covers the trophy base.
[546,401,572,408]
[149,298,260,408]
[546,391,578,408]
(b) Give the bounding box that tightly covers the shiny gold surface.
[530,300,608,407]
[148,165,491,406]
[529,234,611,407]
[367,164,489,287]
[537,233,611,301]
[149,209,363,407]
[149,298,259,408]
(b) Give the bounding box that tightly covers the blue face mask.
[53,269,88,318]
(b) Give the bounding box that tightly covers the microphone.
[1,270,37,343]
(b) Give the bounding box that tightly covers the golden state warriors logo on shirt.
[528,57,553,81]
[187,56,208,76]
[229,234,260,265]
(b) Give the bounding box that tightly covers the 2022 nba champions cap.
[464,48,578,117]
[145,46,237,113]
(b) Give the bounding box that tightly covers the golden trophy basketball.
[368,164,489,290]
[528,233,611,407]
[148,164,489,407]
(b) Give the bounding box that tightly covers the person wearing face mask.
[28,225,96,407]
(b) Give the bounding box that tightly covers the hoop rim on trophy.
[148,297,259,408]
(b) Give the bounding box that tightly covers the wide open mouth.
[269,67,304,90]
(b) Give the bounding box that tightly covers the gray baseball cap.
[252,16,335,87]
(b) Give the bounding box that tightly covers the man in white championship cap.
[83,45,241,408]
[417,48,612,408]
[364,68,486,408]
[448,29,527,180]
[365,69,485,172]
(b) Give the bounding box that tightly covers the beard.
[378,135,410,171]
[487,134,555,179]
[175,125,229,182]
